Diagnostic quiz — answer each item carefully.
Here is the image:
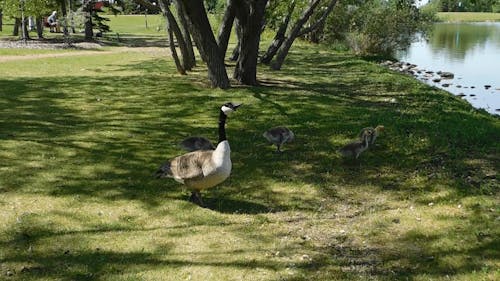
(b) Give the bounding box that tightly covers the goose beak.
[232,103,242,110]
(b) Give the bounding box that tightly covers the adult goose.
[155,102,241,206]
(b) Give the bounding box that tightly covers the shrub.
[325,0,436,56]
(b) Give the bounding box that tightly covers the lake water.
[396,22,500,115]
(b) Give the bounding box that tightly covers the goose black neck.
[218,110,227,143]
[362,136,369,147]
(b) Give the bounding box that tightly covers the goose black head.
[221,102,242,116]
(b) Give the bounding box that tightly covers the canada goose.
[180,136,215,151]
[263,126,295,152]
[155,102,241,206]
[338,130,372,159]
[358,125,385,145]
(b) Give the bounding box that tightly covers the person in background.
[28,16,35,31]
[47,11,59,32]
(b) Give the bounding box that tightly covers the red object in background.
[94,2,104,10]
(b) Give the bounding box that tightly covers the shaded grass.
[0,33,499,281]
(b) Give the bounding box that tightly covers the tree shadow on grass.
[0,51,498,280]
[0,213,291,281]
[101,33,168,48]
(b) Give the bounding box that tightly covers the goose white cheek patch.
[221,106,234,115]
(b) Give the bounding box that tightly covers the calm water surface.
[397,22,500,115]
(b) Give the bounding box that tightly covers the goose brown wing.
[170,150,213,181]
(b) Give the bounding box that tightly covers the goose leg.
[276,144,282,153]
[189,191,205,207]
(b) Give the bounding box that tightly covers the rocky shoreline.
[380,60,500,114]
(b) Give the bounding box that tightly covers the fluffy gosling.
[359,125,385,145]
[338,130,372,159]
[263,126,295,152]
[180,136,215,152]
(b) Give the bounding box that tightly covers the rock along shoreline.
[380,60,499,115]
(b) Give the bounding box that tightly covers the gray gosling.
[263,126,295,152]
[358,125,385,145]
[338,130,372,159]
[180,136,215,152]
[155,102,241,207]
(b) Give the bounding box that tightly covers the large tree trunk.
[159,0,192,71]
[174,0,196,68]
[175,0,207,63]
[271,0,337,70]
[260,0,296,64]
[217,0,236,59]
[233,0,268,85]
[179,0,229,89]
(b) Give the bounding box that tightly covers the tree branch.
[297,0,338,37]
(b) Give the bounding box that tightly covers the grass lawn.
[438,12,500,22]
[0,15,499,281]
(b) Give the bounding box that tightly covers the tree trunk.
[60,0,69,36]
[13,18,20,36]
[159,0,192,71]
[306,20,325,43]
[68,0,76,33]
[83,2,94,41]
[179,0,230,89]
[271,0,338,70]
[0,10,3,32]
[217,0,236,59]
[174,0,196,68]
[296,0,337,38]
[229,19,241,61]
[36,17,43,39]
[84,16,93,40]
[260,0,296,64]
[166,18,186,75]
[21,17,30,40]
[233,0,268,85]
[176,0,207,63]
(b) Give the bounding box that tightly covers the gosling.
[338,130,372,159]
[263,126,295,153]
[180,136,215,152]
[359,125,384,145]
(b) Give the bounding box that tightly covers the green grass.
[0,15,499,281]
[104,14,165,35]
[0,15,165,43]
[438,12,500,22]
